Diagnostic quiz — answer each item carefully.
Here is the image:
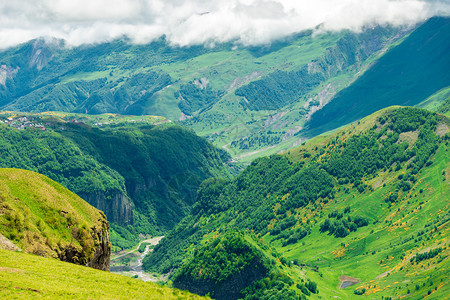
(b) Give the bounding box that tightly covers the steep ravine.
[0,117,231,246]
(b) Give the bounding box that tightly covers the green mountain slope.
[0,112,230,249]
[0,25,411,160]
[416,86,450,116]
[172,231,317,300]
[306,17,450,136]
[0,168,110,270]
[144,107,449,299]
[0,249,206,299]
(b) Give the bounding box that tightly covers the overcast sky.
[0,0,449,49]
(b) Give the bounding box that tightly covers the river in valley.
[110,236,164,282]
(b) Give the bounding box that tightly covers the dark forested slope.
[0,113,230,248]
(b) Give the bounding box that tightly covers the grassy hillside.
[144,107,449,299]
[0,24,411,160]
[306,17,450,137]
[0,168,110,270]
[2,110,169,126]
[0,112,231,249]
[0,249,206,299]
[184,26,407,160]
[416,86,450,117]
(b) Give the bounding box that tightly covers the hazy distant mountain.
[0,22,419,160]
[306,17,450,137]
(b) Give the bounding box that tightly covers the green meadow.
[0,249,206,299]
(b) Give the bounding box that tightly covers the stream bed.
[110,236,164,282]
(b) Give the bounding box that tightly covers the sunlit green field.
[0,250,206,299]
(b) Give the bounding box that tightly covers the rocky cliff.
[79,190,134,226]
[86,220,111,271]
[58,211,111,271]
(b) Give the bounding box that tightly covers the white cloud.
[0,0,448,49]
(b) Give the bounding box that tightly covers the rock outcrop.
[57,211,111,271]
[80,190,134,226]
[86,216,111,271]
[0,232,21,251]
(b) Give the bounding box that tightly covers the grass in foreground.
[0,249,206,299]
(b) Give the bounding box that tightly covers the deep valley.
[0,11,449,300]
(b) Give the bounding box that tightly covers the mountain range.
[0,15,449,300]
[3,18,448,162]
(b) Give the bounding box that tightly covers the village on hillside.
[0,116,47,130]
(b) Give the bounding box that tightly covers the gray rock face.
[29,38,63,71]
[0,65,19,86]
[87,213,111,271]
[0,232,21,251]
[79,190,134,226]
